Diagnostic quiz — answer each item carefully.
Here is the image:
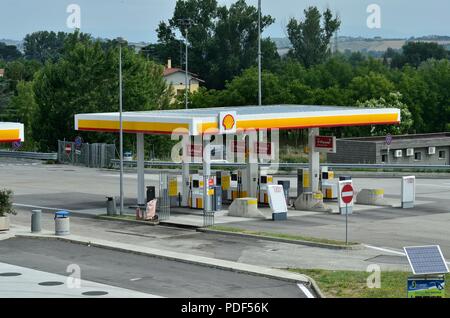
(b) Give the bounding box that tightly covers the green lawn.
[289,269,450,298]
[209,225,357,246]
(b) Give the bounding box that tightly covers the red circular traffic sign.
[341,184,354,204]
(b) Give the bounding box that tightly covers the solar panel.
[404,245,449,275]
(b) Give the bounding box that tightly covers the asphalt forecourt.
[0,235,315,298]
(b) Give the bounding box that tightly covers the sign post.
[385,134,392,164]
[339,182,354,245]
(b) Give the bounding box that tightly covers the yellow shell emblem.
[222,114,235,131]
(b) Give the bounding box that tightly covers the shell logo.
[222,114,236,131]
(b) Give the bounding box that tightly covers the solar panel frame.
[403,245,449,276]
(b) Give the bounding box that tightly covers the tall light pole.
[118,37,125,215]
[258,0,262,106]
[178,18,193,110]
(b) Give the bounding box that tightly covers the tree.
[9,81,37,149]
[386,41,448,69]
[153,0,278,89]
[23,31,91,63]
[349,72,395,102]
[287,7,340,67]
[4,59,41,91]
[0,42,22,61]
[30,34,171,151]
[356,92,413,136]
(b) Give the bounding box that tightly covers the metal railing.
[110,159,450,171]
[0,150,57,160]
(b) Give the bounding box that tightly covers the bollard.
[106,197,117,216]
[31,209,42,233]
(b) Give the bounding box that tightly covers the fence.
[58,140,116,168]
[0,150,57,160]
[157,172,171,221]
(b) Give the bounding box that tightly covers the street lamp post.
[118,37,125,215]
[178,18,194,110]
[185,28,189,110]
[258,0,262,106]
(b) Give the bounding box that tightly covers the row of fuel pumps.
[162,167,340,211]
[188,170,274,210]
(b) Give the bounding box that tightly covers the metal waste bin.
[54,211,70,236]
[212,186,222,212]
[277,180,290,205]
[31,209,41,233]
[146,186,156,203]
[106,196,117,216]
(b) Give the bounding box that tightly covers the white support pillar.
[137,133,146,206]
[245,131,259,198]
[308,128,320,193]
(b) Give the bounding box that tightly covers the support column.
[203,134,211,212]
[308,128,320,193]
[137,133,146,206]
[245,132,258,198]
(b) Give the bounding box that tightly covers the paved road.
[0,237,307,298]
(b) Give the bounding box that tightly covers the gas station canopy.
[75,105,401,136]
[0,122,24,143]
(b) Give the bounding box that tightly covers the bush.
[0,189,16,217]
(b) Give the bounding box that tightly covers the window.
[381,154,387,163]
[439,150,446,160]
[414,152,422,161]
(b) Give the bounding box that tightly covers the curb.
[96,215,200,230]
[13,231,324,298]
[197,228,362,250]
[97,215,159,226]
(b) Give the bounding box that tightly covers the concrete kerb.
[11,229,324,298]
[197,228,363,250]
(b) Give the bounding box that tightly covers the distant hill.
[272,35,450,56]
[2,35,450,58]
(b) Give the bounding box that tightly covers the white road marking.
[13,203,74,212]
[130,277,142,281]
[416,183,450,189]
[297,283,314,298]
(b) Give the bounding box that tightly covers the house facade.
[163,59,203,102]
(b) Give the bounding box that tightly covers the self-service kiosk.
[258,174,274,204]
[189,174,204,209]
[320,166,337,200]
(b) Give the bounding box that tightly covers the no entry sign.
[65,144,72,154]
[341,184,354,204]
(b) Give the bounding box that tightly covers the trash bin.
[54,211,70,236]
[212,186,222,212]
[106,197,117,216]
[277,180,290,205]
[31,209,41,233]
[339,175,352,181]
[146,186,156,203]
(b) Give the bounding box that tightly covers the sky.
[1,0,449,42]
